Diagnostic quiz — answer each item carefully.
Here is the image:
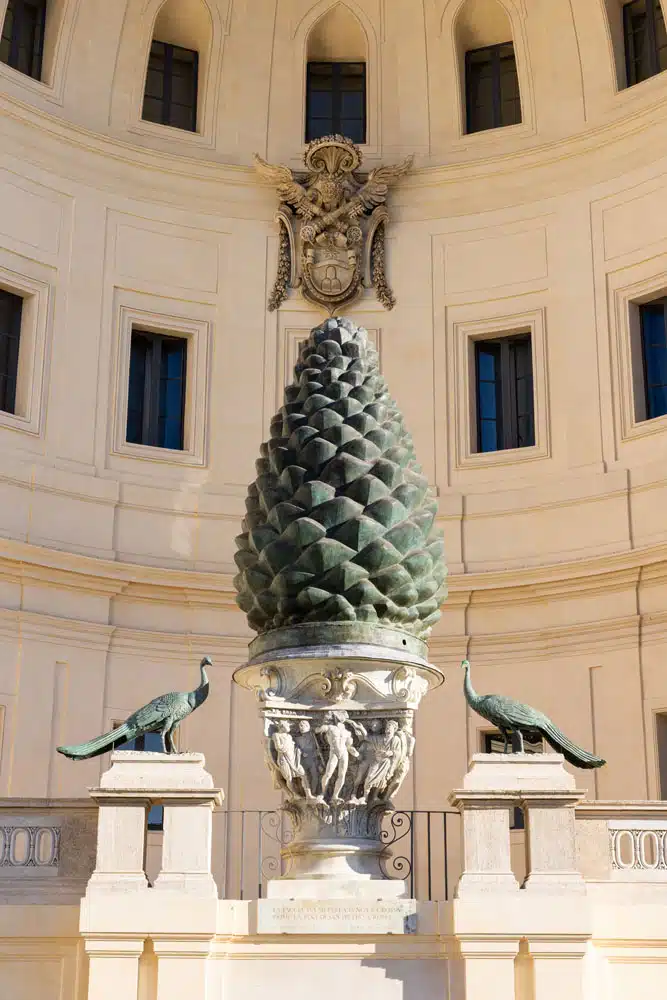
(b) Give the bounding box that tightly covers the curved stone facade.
[0,0,665,812]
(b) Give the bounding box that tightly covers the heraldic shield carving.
[253,135,412,313]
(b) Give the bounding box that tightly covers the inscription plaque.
[254,899,418,935]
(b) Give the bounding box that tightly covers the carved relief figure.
[317,710,359,805]
[294,719,322,798]
[350,719,382,801]
[385,717,415,802]
[267,721,307,800]
[254,135,412,313]
[352,719,402,804]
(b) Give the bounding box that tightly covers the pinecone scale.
[234,318,447,639]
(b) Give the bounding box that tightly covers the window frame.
[447,304,550,473]
[126,328,187,451]
[0,264,50,439]
[464,41,522,135]
[607,263,667,443]
[638,298,667,420]
[656,711,667,800]
[110,298,211,469]
[0,0,46,81]
[474,332,535,454]
[0,288,23,415]
[623,0,667,87]
[142,38,199,133]
[305,60,367,144]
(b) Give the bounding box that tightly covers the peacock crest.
[233,318,447,639]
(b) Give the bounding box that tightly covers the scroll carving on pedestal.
[254,135,412,314]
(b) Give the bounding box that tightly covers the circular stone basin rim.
[247,622,430,661]
[234,642,444,692]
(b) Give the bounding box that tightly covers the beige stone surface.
[2,1,667,993]
[0,0,664,825]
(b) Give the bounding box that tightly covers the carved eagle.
[349,156,414,216]
[253,154,319,219]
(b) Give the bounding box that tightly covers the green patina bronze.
[234,318,447,642]
[56,657,211,759]
[462,659,606,769]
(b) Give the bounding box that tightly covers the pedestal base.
[266,876,407,899]
[522,872,586,894]
[455,872,519,898]
[281,833,388,880]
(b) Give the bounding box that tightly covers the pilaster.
[152,937,213,1000]
[84,937,145,1000]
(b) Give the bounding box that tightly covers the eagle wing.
[353,156,413,214]
[252,154,317,218]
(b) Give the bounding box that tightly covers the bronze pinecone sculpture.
[234,318,447,639]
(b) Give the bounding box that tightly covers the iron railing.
[217,809,460,901]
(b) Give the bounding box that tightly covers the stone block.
[461,752,577,791]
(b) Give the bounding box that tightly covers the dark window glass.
[111,731,165,830]
[483,731,543,829]
[640,301,667,419]
[465,42,521,133]
[142,40,198,132]
[475,334,534,453]
[127,329,187,450]
[0,289,22,414]
[658,713,667,799]
[0,0,46,80]
[624,0,667,86]
[306,62,366,143]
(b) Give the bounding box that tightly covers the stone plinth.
[450,753,585,897]
[86,751,223,897]
[81,752,223,1000]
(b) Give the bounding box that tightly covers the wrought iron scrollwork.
[379,810,413,882]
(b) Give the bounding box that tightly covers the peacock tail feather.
[538,719,606,769]
[57,722,130,761]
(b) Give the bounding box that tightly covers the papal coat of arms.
[254,135,412,314]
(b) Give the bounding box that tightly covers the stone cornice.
[435,615,641,661]
[0,538,665,658]
[0,605,250,659]
[3,82,667,214]
[2,537,667,609]
[576,801,667,819]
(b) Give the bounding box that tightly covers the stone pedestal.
[86,751,223,897]
[233,624,443,888]
[450,753,585,896]
[81,751,223,1000]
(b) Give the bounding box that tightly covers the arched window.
[142,0,212,133]
[622,0,667,86]
[305,4,367,144]
[456,0,522,133]
[0,0,46,80]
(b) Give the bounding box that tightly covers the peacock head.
[201,656,213,667]
[461,659,470,671]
